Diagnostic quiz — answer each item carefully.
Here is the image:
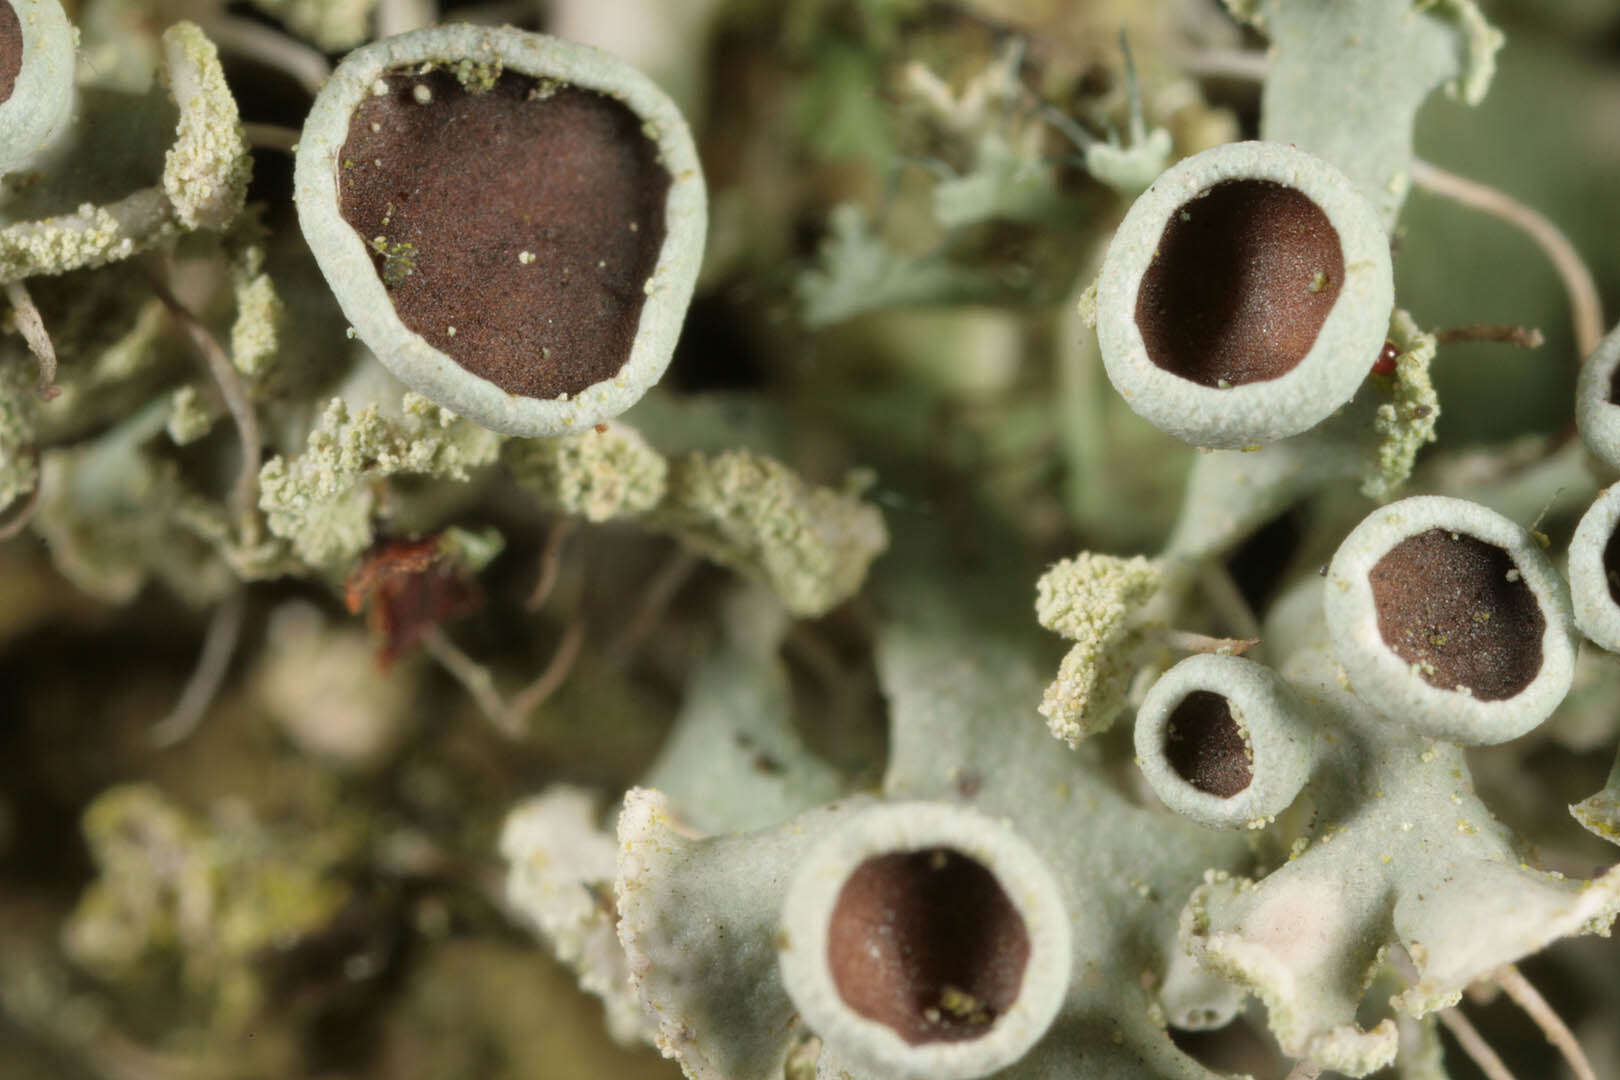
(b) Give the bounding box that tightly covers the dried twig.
[607,548,700,664]
[1199,563,1263,644]
[198,15,330,97]
[1164,630,1260,656]
[149,590,246,748]
[1411,160,1604,360]
[0,452,41,541]
[147,269,263,546]
[423,618,587,739]
[5,280,61,400]
[1493,964,1597,1080]
[1174,47,1272,83]
[422,626,510,730]
[504,619,587,720]
[1435,323,1546,349]
[242,123,302,154]
[1437,1007,1519,1080]
[525,518,578,612]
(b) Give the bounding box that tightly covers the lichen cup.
[0,0,77,178]
[777,802,1070,1080]
[1324,495,1576,744]
[1568,482,1620,654]
[294,24,706,436]
[1134,653,1316,830]
[1575,321,1620,470]
[1095,140,1394,449]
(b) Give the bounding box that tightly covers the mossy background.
[3,1,1620,1078]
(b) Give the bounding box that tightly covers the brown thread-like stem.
[1164,630,1260,656]
[526,518,578,612]
[150,589,246,748]
[5,281,60,400]
[0,450,41,541]
[1437,1008,1518,1080]
[1434,324,1545,349]
[1493,964,1597,1080]
[423,618,587,739]
[242,123,301,153]
[147,268,263,547]
[1411,160,1604,360]
[607,548,699,665]
[198,15,330,97]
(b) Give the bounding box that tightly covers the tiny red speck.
[1372,341,1399,376]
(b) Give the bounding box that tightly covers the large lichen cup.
[776,802,1070,1080]
[295,25,706,436]
[1134,653,1316,830]
[1574,321,1620,470]
[1095,140,1394,449]
[0,0,76,178]
[1568,482,1620,654]
[1324,495,1576,744]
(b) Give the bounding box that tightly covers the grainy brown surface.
[1164,690,1252,798]
[0,1,22,107]
[827,849,1029,1046]
[1369,528,1545,700]
[1135,179,1343,387]
[337,69,671,400]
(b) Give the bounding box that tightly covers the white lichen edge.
[499,787,655,1045]
[776,802,1071,1080]
[294,24,706,437]
[1568,482,1620,654]
[1324,495,1576,744]
[1096,140,1394,449]
[0,0,77,176]
[1134,654,1315,830]
[1574,321,1620,471]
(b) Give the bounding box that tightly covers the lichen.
[503,422,668,522]
[649,449,889,618]
[65,783,360,1034]
[248,0,379,51]
[160,23,251,232]
[257,393,503,571]
[1035,552,1164,745]
[1363,310,1440,500]
[229,244,284,380]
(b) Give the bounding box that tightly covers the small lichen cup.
[1575,321,1620,470]
[295,24,706,436]
[0,0,77,179]
[1324,495,1576,744]
[1095,140,1394,449]
[1568,482,1620,654]
[1134,653,1316,830]
[776,802,1071,1080]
